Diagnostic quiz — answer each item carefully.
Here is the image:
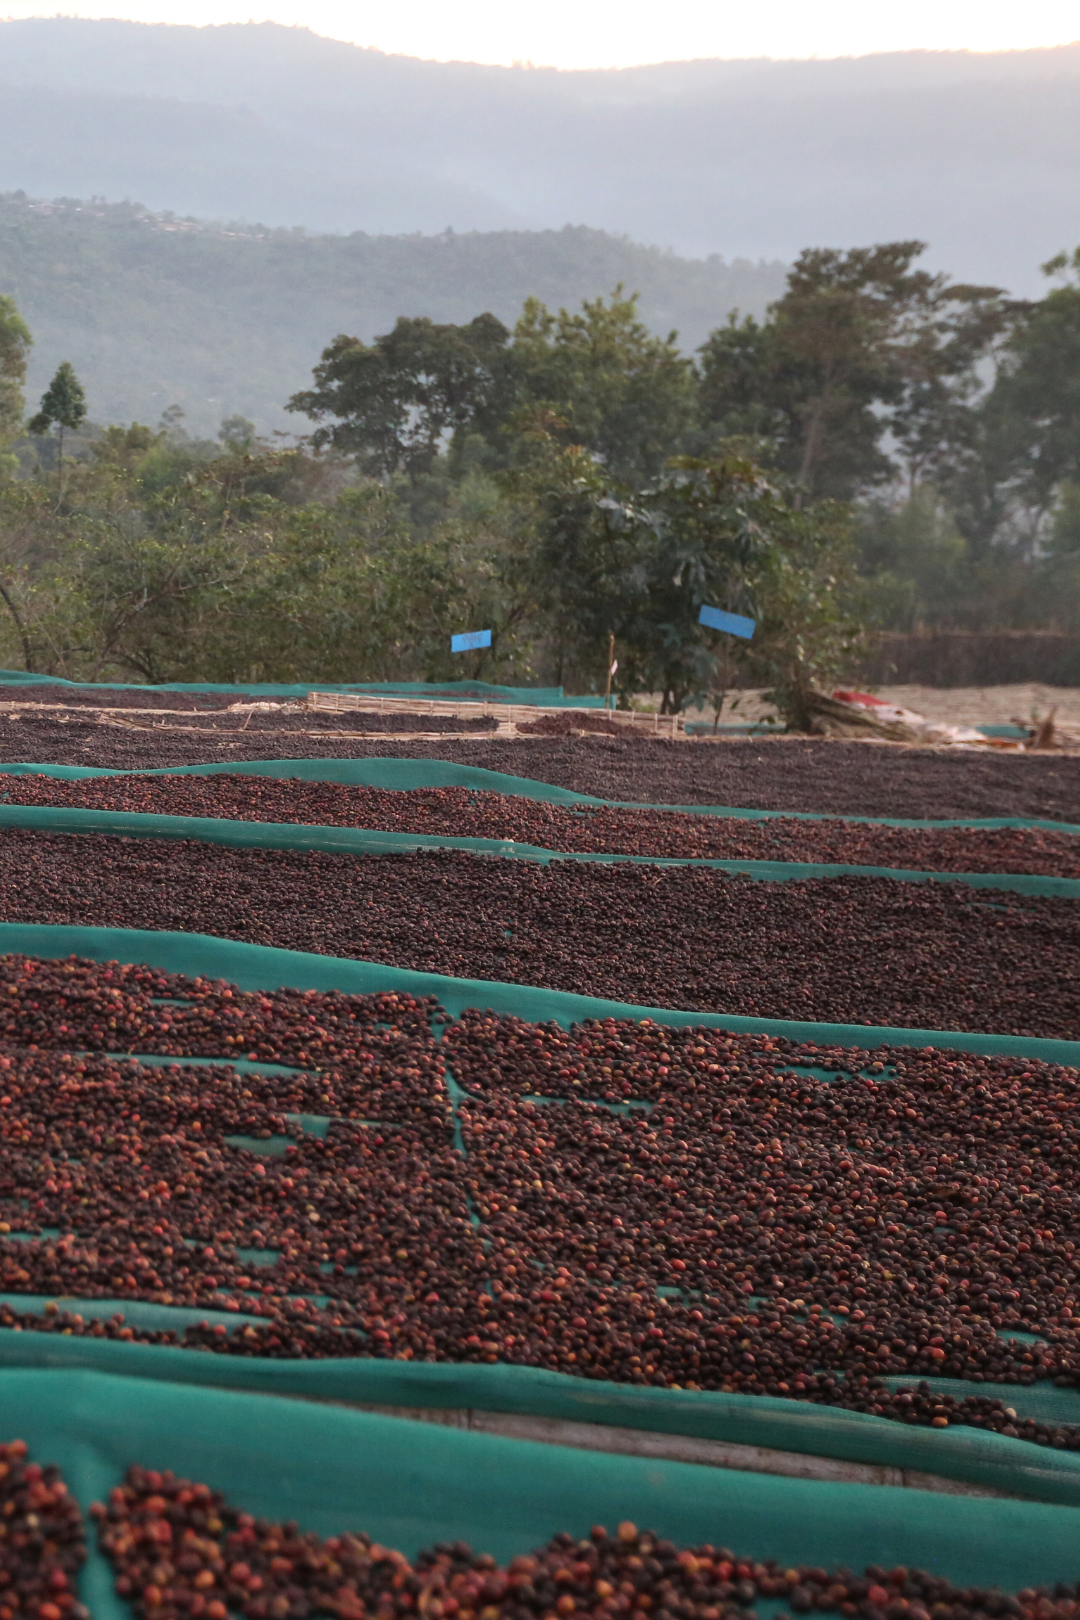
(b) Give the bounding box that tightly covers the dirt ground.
[692,684,1080,729]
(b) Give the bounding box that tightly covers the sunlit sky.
[2,0,1079,68]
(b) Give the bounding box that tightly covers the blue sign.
[451,628,492,653]
[699,604,756,640]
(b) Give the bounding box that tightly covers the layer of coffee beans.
[4,953,1080,1453]
[1,833,1077,1036]
[0,686,529,712]
[3,778,1077,878]
[95,1475,1080,1620]
[0,955,474,1351]
[0,1300,366,1358]
[0,1439,87,1620]
[0,953,444,1125]
[444,1013,1080,1417]
[2,689,244,711]
[0,709,494,736]
[98,715,497,735]
[518,714,627,736]
[0,723,1078,824]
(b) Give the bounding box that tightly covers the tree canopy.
[0,235,1078,712]
[290,289,695,488]
[698,243,1009,503]
[0,295,31,453]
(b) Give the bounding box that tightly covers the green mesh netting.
[0,920,1079,1515]
[883,1375,1080,1427]
[0,803,1073,898]
[6,1332,1080,1512]
[1,922,1076,1066]
[14,1370,1080,1620]
[2,758,1076,835]
[0,671,603,706]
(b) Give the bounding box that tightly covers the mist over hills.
[0,19,1078,295]
[0,194,785,434]
[1,19,1078,433]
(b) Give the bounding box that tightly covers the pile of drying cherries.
[3,775,1078,877]
[2,954,1080,1449]
[2,834,1078,1037]
[95,1471,1079,1620]
[0,1440,87,1620]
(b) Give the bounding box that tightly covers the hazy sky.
[4,0,1080,68]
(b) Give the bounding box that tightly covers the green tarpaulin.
[2,757,1076,835]
[15,1370,1080,1620]
[0,803,1073,899]
[0,920,1078,1516]
[0,671,603,706]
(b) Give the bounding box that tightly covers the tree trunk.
[0,579,35,672]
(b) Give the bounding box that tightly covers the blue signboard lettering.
[451,629,493,653]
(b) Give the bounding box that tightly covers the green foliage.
[699,243,1008,503]
[856,488,971,630]
[518,433,860,717]
[692,238,1080,642]
[28,360,88,490]
[1051,483,1080,557]
[28,360,86,437]
[219,415,258,452]
[12,232,1080,707]
[514,441,645,693]
[0,478,60,670]
[979,249,1080,518]
[289,314,513,478]
[290,289,697,491]
[508,289,698,483]
[0,434,542,686]
[620,454,777,711]
[0,294,31,459]
[747,501,868,730]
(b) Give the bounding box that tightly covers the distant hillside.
[0,19,1077,293]
[0,195,785,435]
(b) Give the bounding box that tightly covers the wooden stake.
[604,632,615,710]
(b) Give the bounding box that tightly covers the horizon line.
[3,14,1080,74]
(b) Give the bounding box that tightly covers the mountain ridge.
[0,20,1076,287]
[0,193,785,434]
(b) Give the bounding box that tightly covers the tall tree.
[977,248,1080,522]
[289,289,697,489]
[29,360,87,490]
[509,288,697,484]
[522,436,828,714]
[288,314,513,478]
[0,295,32,464]
[699,243,1007,503]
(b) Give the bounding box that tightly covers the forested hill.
[0,19,1077,295]
[0,196,785,435]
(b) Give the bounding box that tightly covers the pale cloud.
[2,0,1079,69]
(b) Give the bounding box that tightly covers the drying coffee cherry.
[0,835,1077,1036]
[4,774,1077,878]
[4,953,1080,1457]
[96,1478,1080,1620]
[1,711,1077,822]
[0,1440,87,1620]
[95,1466,410,1620]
